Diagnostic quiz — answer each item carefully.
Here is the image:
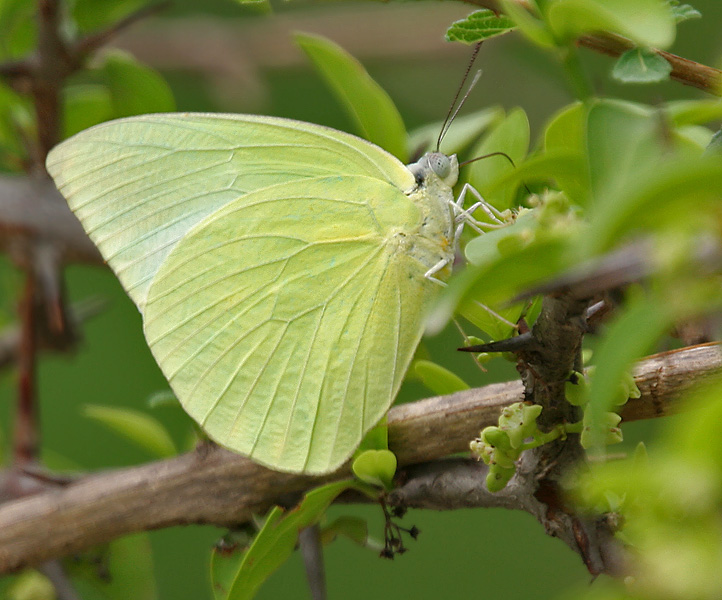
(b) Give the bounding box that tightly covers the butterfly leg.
[424,257,452,286]
[453,184,508,233]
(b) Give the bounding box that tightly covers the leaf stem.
[560,46,593,100]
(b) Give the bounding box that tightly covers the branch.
[0,343,717,573]
[578,33,722,95]
[0,176,103,266]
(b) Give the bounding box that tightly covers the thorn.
[458,332,537,354]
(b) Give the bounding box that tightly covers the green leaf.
[295,32,407,160]
[210,531,254,600]
[0,80,29,168]
[466,107,530,210]
[146,390,179,409]
[82,404,177,458]
[705,129,722,155]
[546,0,676,48]
[586,155,722,254]
[499,0,555,47]
[667,1,702,23]
[95,51,176,118]
[320,516,372,548]
[662,377,722,469]
[70,534,158,600]
[445,9,517,44]
[585,99,660,211]
[543,102,590,202]
[226,480,367,600]
[5,571,54,600]
[584,293,673,453]
[665,99,722,127]
[0,0,36,60]
[612,48,672,83]
[414,360,470,395]
[62,84,114,138]
[484,150,587,204]
[352,449,397,490]
[407,106,503,158]
[72,0,146,32]
[544,102,585,154]
[354,417,389,457]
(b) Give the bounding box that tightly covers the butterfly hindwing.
[143,175,436,473]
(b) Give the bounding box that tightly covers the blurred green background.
[1,0,721,598]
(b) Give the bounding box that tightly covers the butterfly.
[47,113,477,474]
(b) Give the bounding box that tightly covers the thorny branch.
[0,343,717,573]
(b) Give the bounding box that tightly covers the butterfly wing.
[143,175,437,473]
[46,113,415,310]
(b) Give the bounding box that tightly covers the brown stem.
[34,0,69,166]
[14,274,39,466]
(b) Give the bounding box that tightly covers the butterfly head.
[407,152,459,190]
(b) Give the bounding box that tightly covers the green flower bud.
[491,447,518,469]
[518,404,543,438]
[565,372,590,406]
[482,426,512,450]
[486,465,516,492]
[470,439,494,464]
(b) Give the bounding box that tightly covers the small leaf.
[546,0,676,49]
[352,449,397,491]
[72,0,146,32]
[445,9,517,44]
[0,0,36,60]
[226,480,366,600]
[62,84,113,138]
[96,51,176,118]
[585,99,659,211]
[665,99,722,127]
[407,106,503,158]
[499,0,555,48]
[414,360,470,395]
[6,571,54,600]
[355,418,388,454]
[210,531,253,600]
[584,294,673,453]
[69,534,158,600]
[320,516,369,547]
[612,48,672,84]
[82,404,177,458]
[295,32,407,160]
[705,129,722,156]
[146,390,179,409]
[466,107,530,210]
[667,1,702,23]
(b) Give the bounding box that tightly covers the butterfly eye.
[428,153,451,179]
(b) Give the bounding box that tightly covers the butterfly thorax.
[402,152,458,280]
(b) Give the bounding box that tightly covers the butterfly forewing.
[46,114,415,310]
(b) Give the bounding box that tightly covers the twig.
[578,33,722,95]
[74,2,172,60]
[0,343,716,573]
[14,274,38,466]
[0,297,107,371]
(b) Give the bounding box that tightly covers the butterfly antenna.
[436,42,483,152]
[460,152,534,196]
